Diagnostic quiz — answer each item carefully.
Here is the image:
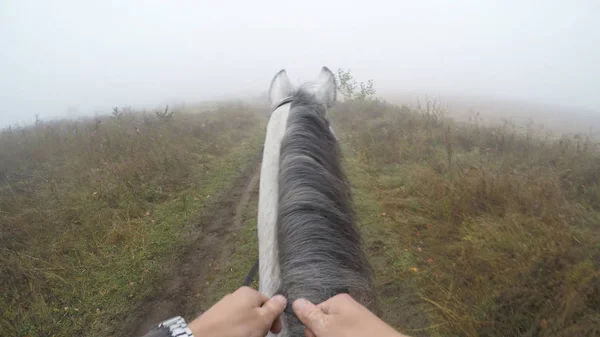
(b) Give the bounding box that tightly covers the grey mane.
[276,87,374,336]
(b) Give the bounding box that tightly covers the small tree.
[355,79,376,101]
[93,118,102,132]
[337,69,357,100]
[111,107,122,119]
[156,105,175,122]
[336,68,376,101]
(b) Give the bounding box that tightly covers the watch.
[157,316,194,337]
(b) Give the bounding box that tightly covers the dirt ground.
[124,158,262,337]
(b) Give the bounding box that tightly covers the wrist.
[157,316,194,337]
[188,315,215,337]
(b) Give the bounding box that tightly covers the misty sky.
[1,0,599,127]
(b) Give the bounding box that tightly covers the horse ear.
[315,66,337,108]
[269,69,294,107]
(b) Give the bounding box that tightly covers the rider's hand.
[189,286,287,337]
[292,293,409,337]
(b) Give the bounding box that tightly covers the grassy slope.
[0,105,265,337]
[330,100,600,337]
[3,97,599,337]
[186,98,599,337]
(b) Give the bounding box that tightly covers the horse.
[256,67,374,337]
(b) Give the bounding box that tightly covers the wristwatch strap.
[158,316,194,337]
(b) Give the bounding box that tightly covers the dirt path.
[127,159,261,337]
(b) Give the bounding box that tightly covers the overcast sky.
[1,0,598,127]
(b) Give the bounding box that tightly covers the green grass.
[3,93,599,337]
[0,104,266,337]
[330,99,600,337]
[158,96,600,337]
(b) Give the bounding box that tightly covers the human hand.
[292,293,409,337]
[188,286,286,337]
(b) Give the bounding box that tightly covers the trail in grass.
[129,161,261,337]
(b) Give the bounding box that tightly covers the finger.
[305,327,317,337]
[317,301,331,314]
[293,298,329,334]
[318,293,353,315]
[270,317,282,334]
[235,286,268,307]
[259,295,287,324]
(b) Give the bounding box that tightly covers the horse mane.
[276,86,374,336]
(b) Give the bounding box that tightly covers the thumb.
[259,295,287,322]
[293,299,329,334]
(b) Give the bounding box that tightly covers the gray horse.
[257,67,374,337]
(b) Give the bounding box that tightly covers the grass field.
[0,104,266,336]
[330,99,600,337]
[2,87,599,337]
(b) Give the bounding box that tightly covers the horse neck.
[257,103,290,298]
[276,96,373,337]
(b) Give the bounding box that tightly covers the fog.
[1,0,599,128]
